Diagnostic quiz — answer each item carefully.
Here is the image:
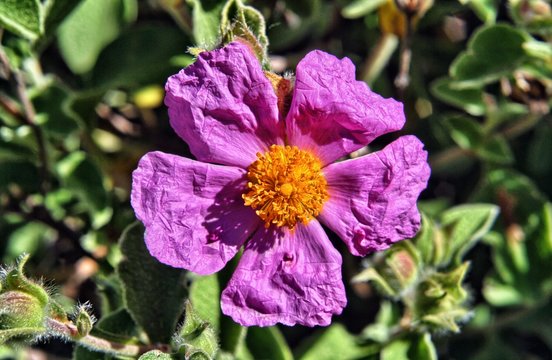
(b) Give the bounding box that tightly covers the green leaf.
[73,345,117,360]
[246,327,293,360]
[189,274,221,331]
[117,222,187,343]
[91,25,188,88]
[450,24,528,88]
[459,0,498,24]
[352,267,397,297]
[408,333,437,360]
[413,214,438,265]
[31,80,80,139]
[527,123,552,176]
[476,135,514,164]
[56,151,111,228]
[483,278,524,306]
[472,169,546,223]
[443,115,483,150]
[361,301,400,343]
[42,0,83,37]
[139,350,173,360]
[92,308,139,343]
[5,222,53,263]
[57,0,137,74]
[440,203,500,265]
[431,78,485,116]
[298,323,366,360]
[0,0,41,40]
[381,339,409,360]
[341,0,387,19]
[188,0,225,46]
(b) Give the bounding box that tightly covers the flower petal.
[221,221,346,327]
[131,151,261,274]
[319,136,430,256]
[165,42,283,168]
[286,50,405,165]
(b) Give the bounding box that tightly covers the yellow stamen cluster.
[243,145,329,229]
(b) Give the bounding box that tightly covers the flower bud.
[411,262,471,332]
[394,0,433,17]
[74,305,94,338]
[175,301,218,359]
[0,291,46,330]
[0,255,50,343]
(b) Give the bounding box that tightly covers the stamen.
[242,145,328,229]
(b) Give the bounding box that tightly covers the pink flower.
[131,42,430,327]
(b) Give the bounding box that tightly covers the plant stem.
[0,37,50,194]
[362,33,399,86]
[46,318,167,357]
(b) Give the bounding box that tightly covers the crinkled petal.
[286,50,405,165]
[165,42,283,168]
[319,136,430,256]
[131,151,261,274]
[221,221,346,327]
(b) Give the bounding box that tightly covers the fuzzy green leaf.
[431,78,485,116]
[298,324,366,360]
[139,350,173,359]
[0,0,41,40]
[117,222,187,343]
[57,0,138,74]
[246,326,293,360]
[441,204,500,265]
[91,25,187,88]
[189,274,221,331]
[450,24,528,88]
[341,0,387,19]
[56,151,112,228]
[188,0,225,46]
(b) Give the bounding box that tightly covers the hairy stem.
[46,318,166,357]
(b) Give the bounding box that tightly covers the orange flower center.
[243,145,329,229]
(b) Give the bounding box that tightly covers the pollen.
[243,145,329,229]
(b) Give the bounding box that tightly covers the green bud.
[0,291,46,330]
[411,262,471,333]
[175,301,219,360]
[75,305,94,338]
[0,255,50,343]
[384,241,421,291]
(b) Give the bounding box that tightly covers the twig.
[45,318,167,357]
[394,13,414,98]
[361,33,399,86]
[0,37,50,193]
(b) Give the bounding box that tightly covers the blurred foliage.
[1,0,552,359]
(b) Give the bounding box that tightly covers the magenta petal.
[319,136,430,256]
[131,151,261,274]
[221,221,346,327]
[165,42,283,168]
[286,50,405,165]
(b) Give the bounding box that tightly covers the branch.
[45,318,166,357]
[0,38,50,193]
